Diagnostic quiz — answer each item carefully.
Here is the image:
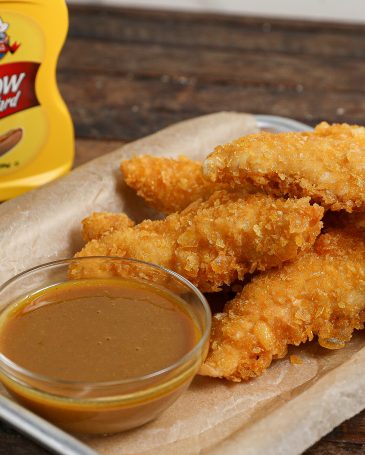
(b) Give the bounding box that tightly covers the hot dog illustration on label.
[0,128,22,158]
[0,12,47,176]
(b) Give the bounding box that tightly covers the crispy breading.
[200,228,365,382]
[82,212,135,241]
[120,155,231,213]
[72,191,323,292]
[203,122,365,212]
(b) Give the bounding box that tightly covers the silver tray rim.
[255,114,313,132]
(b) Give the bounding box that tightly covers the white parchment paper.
[0,112,364,455]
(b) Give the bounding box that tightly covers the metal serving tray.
[255,114,313,133]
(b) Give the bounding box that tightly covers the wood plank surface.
[59,73,363,139]
[59,5,365,142]
[1,4,365,454]
[60,39,365,91]
[73,139,126,167]
[68,6,365,57]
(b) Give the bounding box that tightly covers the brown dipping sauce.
[0,279,198,382]
[0,278,203,434]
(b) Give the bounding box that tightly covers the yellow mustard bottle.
[0,0,74,200]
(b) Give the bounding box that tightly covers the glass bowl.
[0,257,211,434]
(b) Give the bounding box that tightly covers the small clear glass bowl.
[0,257,211,434]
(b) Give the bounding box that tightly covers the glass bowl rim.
[0,256,211,391]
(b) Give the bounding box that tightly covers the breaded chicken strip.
[201,228,365,382]
[121,155,232,213]
[72,191,323,292]
[82,212,135,241]
[203,122,365,212]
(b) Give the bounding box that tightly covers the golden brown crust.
[201,228,365,382]
[120,154,231,213]
[82,212,135,241]
[203,122,365,212]
[73,191,323,292]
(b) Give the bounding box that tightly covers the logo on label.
[0,18,20,60]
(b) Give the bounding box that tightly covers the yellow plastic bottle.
[0,0,74,200]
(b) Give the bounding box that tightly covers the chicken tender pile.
[75,121,365,382]
[201,228,365,381]
[82,212,135,241]
[121,155,233,213]
[203,122,365,212]
[73,191,323,293]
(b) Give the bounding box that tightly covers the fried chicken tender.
[82,212,135,241]
[201,228,365,382]
[120,155,231,213]
[203,122,365,212]
[72,191,323,292]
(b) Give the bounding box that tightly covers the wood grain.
[74,138,126,167]
[60,39,365,92]
[59,73,361,140]
[68,6,365,58]
[58,6,365,142]
[0,421,51,454]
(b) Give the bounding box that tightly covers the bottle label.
[0,12,47,176]
[0,62,40,119]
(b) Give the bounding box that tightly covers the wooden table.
[1,4,365,454]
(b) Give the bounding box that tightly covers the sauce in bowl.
[0,280,198,382]
[0,258,211,434]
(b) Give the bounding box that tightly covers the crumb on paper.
[290,355,303,365]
